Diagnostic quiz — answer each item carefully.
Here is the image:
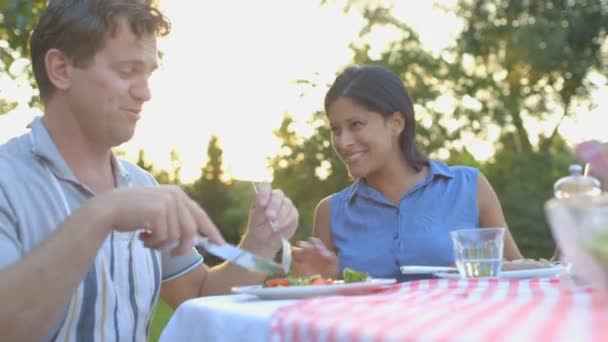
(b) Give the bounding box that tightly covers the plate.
[400,265,457,274]
[433,266,563,279]
[231,278,397,300]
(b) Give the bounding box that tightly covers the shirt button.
[393,233,399,239]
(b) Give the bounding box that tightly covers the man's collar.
[28,116,130,184]
[29,117,78,182]
[110,153,131,184]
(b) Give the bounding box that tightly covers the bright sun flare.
[0,0,606,183]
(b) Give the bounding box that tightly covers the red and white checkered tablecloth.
[269,278,608,341]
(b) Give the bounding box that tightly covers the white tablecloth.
[160,279,608,341]
[159,294,294,341]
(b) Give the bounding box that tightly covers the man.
[0,1,298,341]
[575,140,608,187]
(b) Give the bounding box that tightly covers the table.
[159,293,295,341]
[160,278,608,341]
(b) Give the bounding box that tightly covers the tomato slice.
[264,278,290,287]
[311,277,333,285]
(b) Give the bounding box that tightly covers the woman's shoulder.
[329,180,361,202]
[430,160,480,180]
[318,180,362,213]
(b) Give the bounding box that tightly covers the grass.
[149,300,174,342]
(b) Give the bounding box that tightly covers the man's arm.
[0,199,111,341]
[1,185,225,340]
[160,256,267,309]
[161,184,299,309]
[161,231,284,309]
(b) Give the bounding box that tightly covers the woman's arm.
[291,196,339,278]
[313,196,335,252]
[477,172,524,260]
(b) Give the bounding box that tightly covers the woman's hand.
[291,237,338,278]
[241,183,299,258]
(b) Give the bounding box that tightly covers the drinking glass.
[450,228,505,278]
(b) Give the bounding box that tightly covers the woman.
[291,65,523,281]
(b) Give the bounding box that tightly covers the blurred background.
[0,0,608,258]
[2,0,608,257]
[1,0,607,338]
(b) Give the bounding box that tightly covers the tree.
[450,0,607,257]
[279,0,607,257]
[321,1,608,154]
[168,149,182,185]
[135,149,175,185]
[0,0,46,114]
[185,136,241,242]
[350,7,468,156]
[454,0,608,153]
[0,0,162,115]
[270,6,458,239]
[270,112,351,240]
[135,149,154,172]
[0,1,46,58]
[135,142,253,266]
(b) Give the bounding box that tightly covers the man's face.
[67,17,158,148]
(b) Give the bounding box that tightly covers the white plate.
[433,266,563,279]
[400,265,458,274]
[231,278,397,300]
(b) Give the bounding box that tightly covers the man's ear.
[389,112,405,137]
[44,48,73,91]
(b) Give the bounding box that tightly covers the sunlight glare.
[0,0,606,184]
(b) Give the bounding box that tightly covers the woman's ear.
[389,112,405,137]
[45,48,73,91]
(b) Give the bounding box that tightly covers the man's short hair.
[30,0,171,102]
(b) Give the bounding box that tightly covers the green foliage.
[136,138,253,265]
[272,0,607,258]
[0,97,17,113]
[222,180,255,238]
[481,134,576,258]
[185,136,237,238]
[0,0,46,57]
[454,0,608,151]
[450,0,607,256]
[350,6,460,155]
[269,112,351,240]
[135,149,176,185]
[149,300,173,342]
[182,136,252,264]
[0,0,46,114]
[2,0,603,275]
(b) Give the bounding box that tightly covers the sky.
[0,0,606,183]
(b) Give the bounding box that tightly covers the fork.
[251,182,292,274]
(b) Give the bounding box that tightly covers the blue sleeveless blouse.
[330,160,479,281]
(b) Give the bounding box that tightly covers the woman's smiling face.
[327,97,403,178]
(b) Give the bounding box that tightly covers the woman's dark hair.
[30,0,171,102]
[324,64,428,172]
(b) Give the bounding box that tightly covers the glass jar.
[553,164,601,199]
[552,164,602,283]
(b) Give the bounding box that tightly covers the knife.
[194,238,285,277]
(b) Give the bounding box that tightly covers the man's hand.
[91,185,225,255]
[575,140,608,182]
[242,183,298,257]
